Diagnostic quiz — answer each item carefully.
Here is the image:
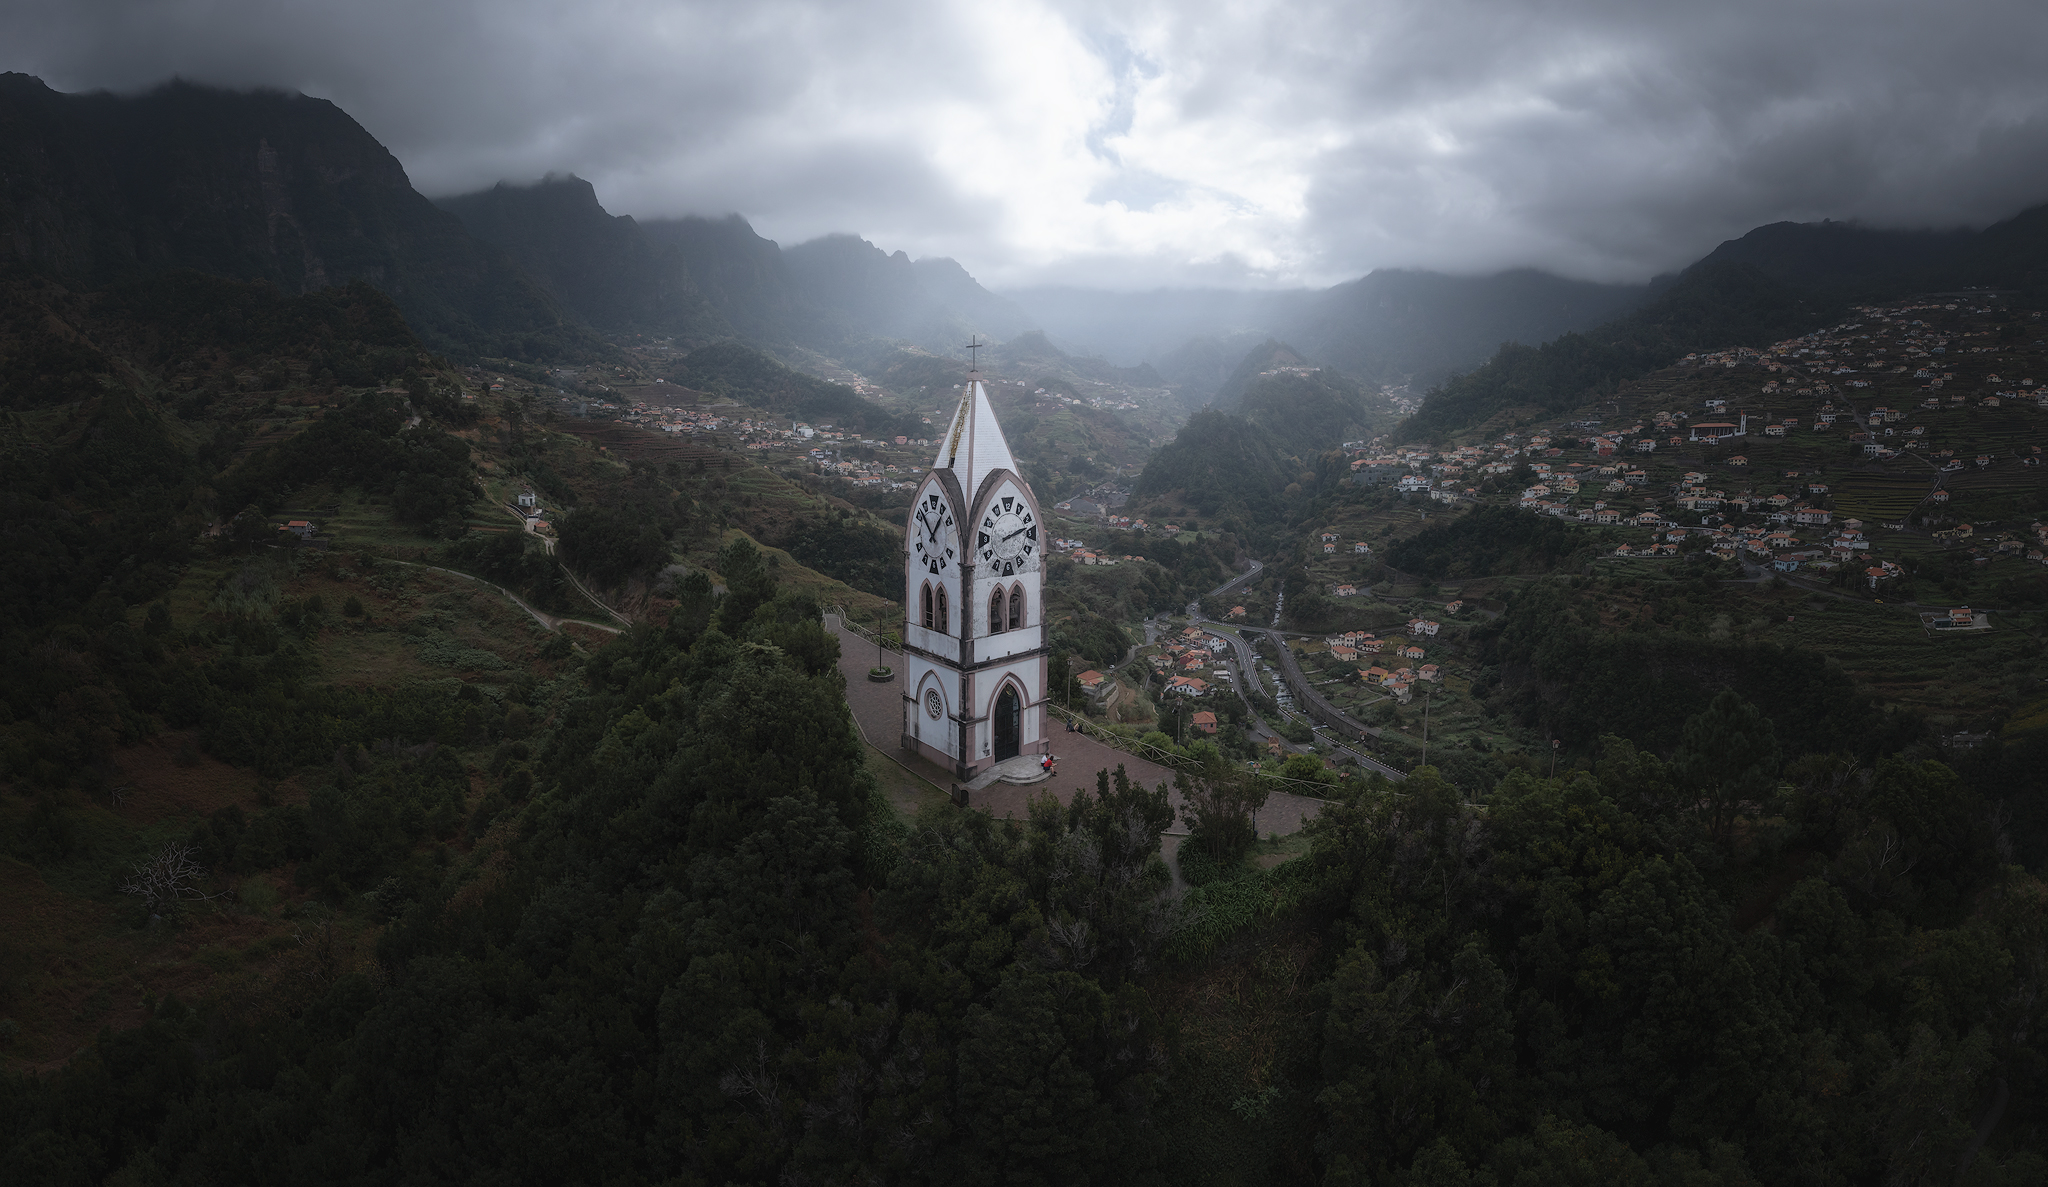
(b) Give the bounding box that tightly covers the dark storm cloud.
[8,0,2048,286]
[1264,0,2048,279]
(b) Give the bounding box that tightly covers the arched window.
[935,586,949,635]
[921,582,934,630]
[1008,585,1024,630]
[989,586,1005,635]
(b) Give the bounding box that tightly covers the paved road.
[1240,627,1409,780]
[1207,558,1265,599]
[1173,619,1408,782]
[499,503,634,628]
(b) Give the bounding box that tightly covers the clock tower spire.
[901,356,1047,782]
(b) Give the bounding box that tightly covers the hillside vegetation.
[0,75,601,361]
[1397,261,1841,442]
[665,341,922,437]
[1,75,2046,1187]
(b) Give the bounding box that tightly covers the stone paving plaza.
[826,617,1326,837]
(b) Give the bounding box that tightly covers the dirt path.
[390,560,622,636]
[496,503,635,628]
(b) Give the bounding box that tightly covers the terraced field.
[552,417,733,470]
[1771,596,2038,719]
[1829,471,1943,523]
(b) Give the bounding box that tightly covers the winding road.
[1181,619,1409,782]
[389,560,622,637]
[500,502,634,628]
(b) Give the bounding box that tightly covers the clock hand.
[1003,526,1027,541]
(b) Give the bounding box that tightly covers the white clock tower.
[901,366,1047,780]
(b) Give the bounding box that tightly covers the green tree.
[1177,752,1271,863]
[1278,752,1335,785]
[715,536,777,634]
[1021,767,1178,981]
[1673,689,1780,844]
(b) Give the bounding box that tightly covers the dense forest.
[1387,504,1609,580]
[1133,408,1295,524]
[7,549,2045,1182]
[4,81,2048,1184]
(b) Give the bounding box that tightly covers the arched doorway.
[993,684,1021,761]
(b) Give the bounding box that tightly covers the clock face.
[977,495,1037,576]
[911,491,958,575]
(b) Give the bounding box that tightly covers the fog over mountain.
[1001,271,1651,391]
[11,0,2048,290]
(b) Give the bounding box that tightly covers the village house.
[1165,675,1211,697]
[1191,711,1218,734]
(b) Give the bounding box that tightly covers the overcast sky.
[13,0,2048,289]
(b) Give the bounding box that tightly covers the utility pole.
[1421,693,1431,768]
[1550,738,1560,778]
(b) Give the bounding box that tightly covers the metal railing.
[1046,703,1358,799]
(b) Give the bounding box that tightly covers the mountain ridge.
[0,73,598,360]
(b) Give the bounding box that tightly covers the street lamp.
[1550,738,1560,778]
